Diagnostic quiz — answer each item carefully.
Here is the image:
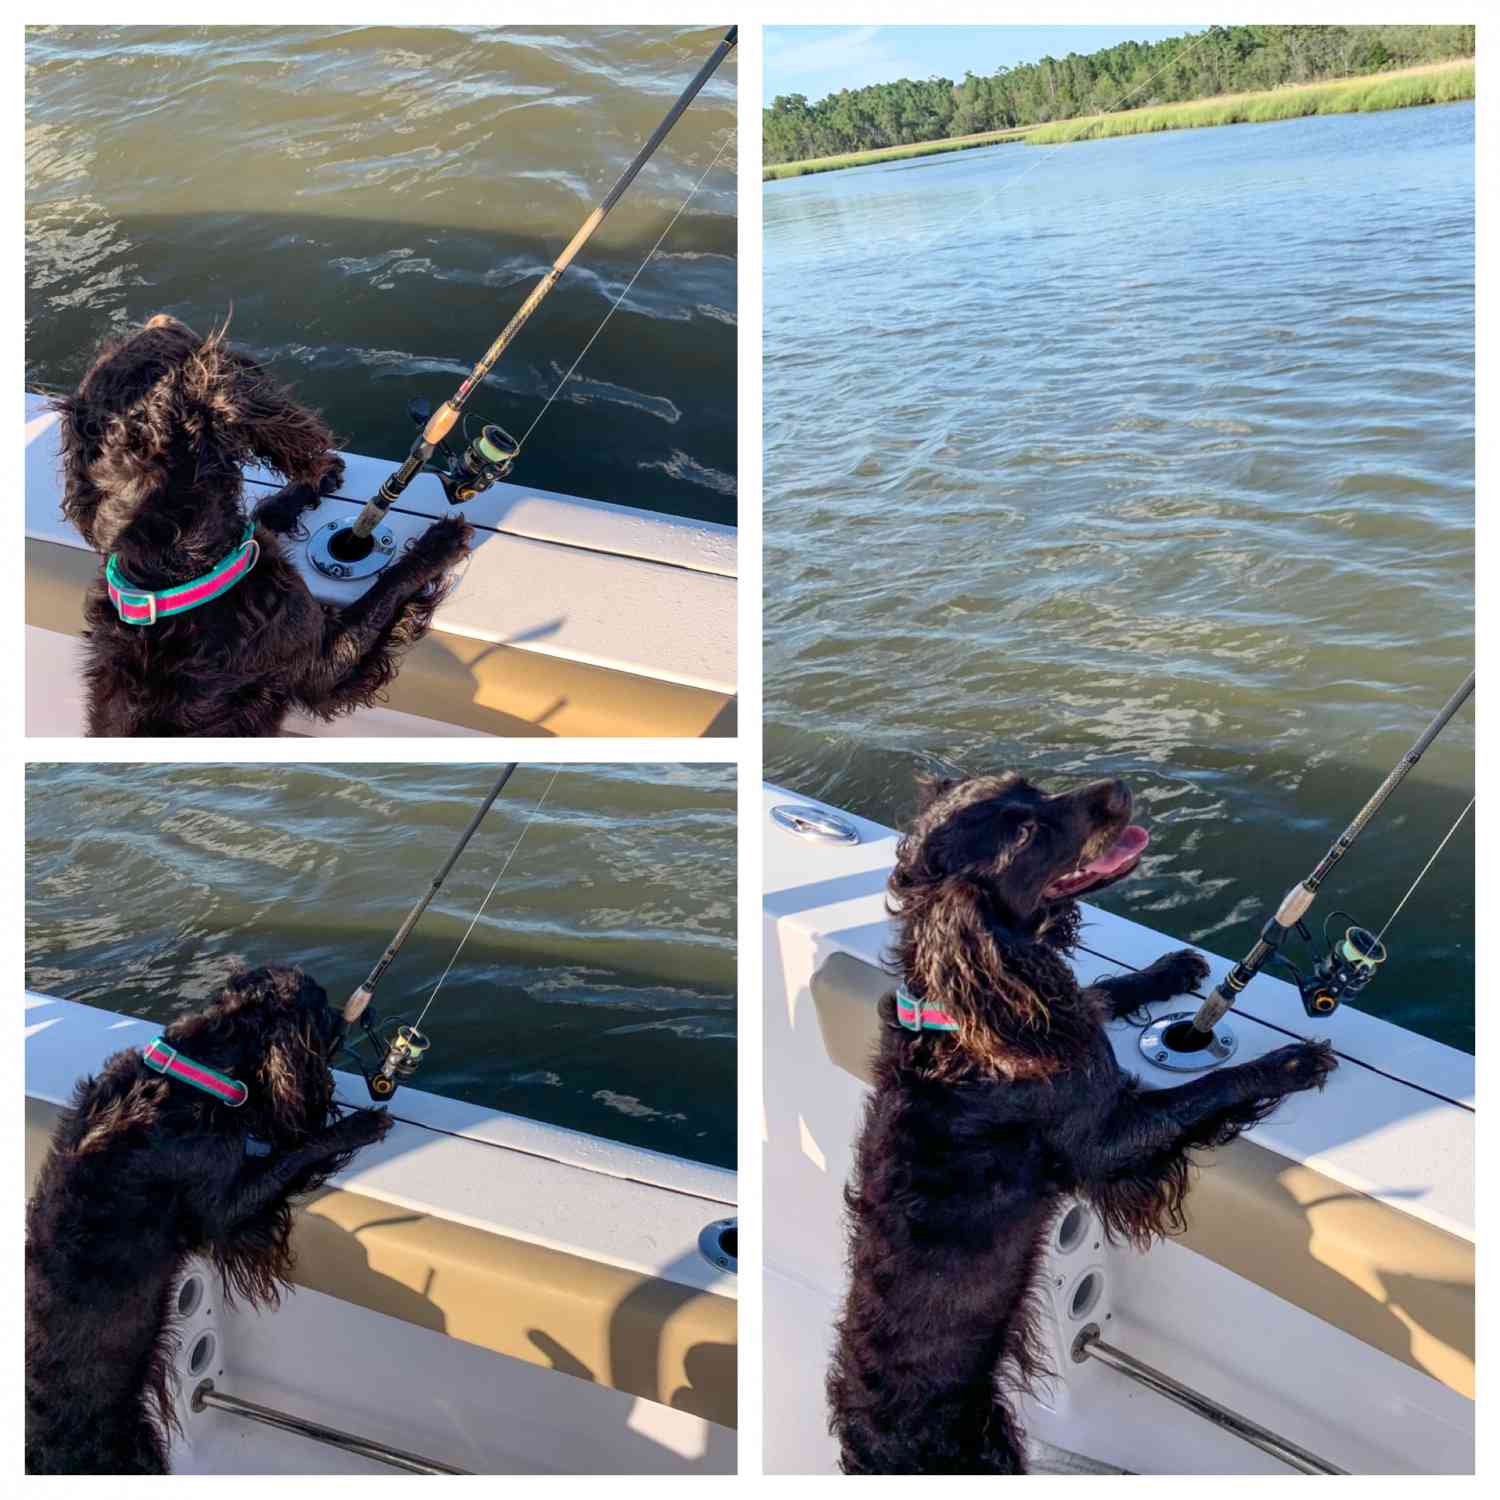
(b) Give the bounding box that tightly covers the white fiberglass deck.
[762,783,1473,1475]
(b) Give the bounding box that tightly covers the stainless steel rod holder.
[192,1381,469,1474]
[1072,1326,1346,1475]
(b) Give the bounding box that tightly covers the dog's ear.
[53,391,173,551]
[256,1007,329,1138]
[181,326,336,487]
[908,876,1056,1059]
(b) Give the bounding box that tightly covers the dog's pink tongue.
[1044,825,1150,899]
[1082,824,1149,880]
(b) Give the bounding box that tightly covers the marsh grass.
[1025,60,1474,145]
[762,128,1027,181]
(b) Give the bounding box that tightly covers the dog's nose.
[1078,777,1131,820]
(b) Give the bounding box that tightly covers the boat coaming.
[25,993,737,1474]
[24,393,737,737]
[762,783,1473,1475]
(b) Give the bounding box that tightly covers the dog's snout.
[1077,777,1131,821]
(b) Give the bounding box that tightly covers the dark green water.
[765,103,1473,1051]
[25,25,736,522]
[25,763,736,1168]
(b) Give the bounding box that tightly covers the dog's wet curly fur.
[827,771,1337,1474]
[54,314,473,736]
[25,966,392,1474]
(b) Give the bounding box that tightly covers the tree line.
[763,25,1476,164]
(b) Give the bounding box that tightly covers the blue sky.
[764,25,1208,105]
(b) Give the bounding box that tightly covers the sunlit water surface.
[26,25,736,521]
[765,103,1473,1050]
[26,763,736,1168]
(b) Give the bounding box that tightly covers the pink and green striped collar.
[895,985,959,1034]
[106,523,259,626]
[142,1035,248,1108]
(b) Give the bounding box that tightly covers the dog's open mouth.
[1042,825,1149,900]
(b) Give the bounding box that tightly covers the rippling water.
[765,104,1473,1051]
[25,25,736,521]
[26,763,736,1167]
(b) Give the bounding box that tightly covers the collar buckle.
[895,986,922,1031]
[117,586,159,626]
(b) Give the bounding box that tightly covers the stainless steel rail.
[1072,1327,1346,1475]
[191,1381,469,1474]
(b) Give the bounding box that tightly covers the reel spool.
[368,1024,431,1100]
[446,420,519,503]
[403,398,518,505]
[1300,923,1385,1018]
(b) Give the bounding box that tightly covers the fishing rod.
[337,764,518,1098]
[321,26,737,568]
[1173,671,1475,1049]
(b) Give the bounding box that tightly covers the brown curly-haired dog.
[25,966,391,1474]
[54,313,472,736]
[827,770,1336,1474]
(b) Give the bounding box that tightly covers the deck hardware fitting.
[1138,1011,1237,1072]
[698,1216,738,1273]
[770,804,860,845]
[190,1380,469,1474]
[1070,1326,1346,1475]
[307,519,396,580]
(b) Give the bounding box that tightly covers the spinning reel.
[405,398,519,505]
[1275,911,1388,1018]
[337,1006,432,1102]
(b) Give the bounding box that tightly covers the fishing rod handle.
[422,401,461,446]
[342,984,375,1025]
[1275,883,1315,926]
[348,442,432,538]
[1190,883,1310,1032]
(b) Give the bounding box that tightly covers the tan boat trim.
[809,951,1473,1401]
[25,536,734,738]
[26,1098,736,1427]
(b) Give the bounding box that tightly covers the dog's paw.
[319,456,347,496]
[1261,1039,1337,1094]
[411,515,475,568]
[1144,948,1211,997]
[254,481,321,535]
[333,1106,394,1148]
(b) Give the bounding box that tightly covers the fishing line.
[518,128,736,454]
[414,767,562,1032]
[1374,795,1473,946]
